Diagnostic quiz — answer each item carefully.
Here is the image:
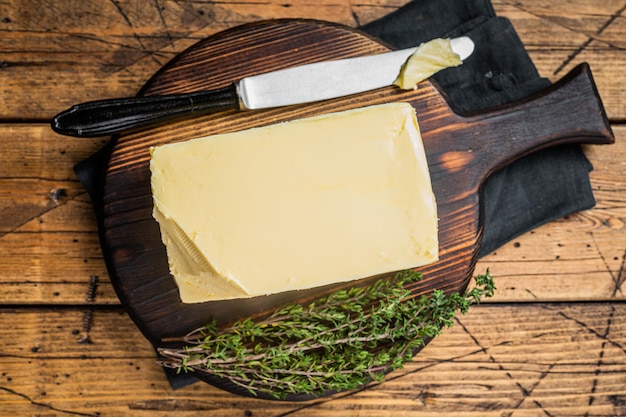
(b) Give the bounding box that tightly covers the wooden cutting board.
[100,19,614,398]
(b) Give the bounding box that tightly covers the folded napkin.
[74,0,597,389]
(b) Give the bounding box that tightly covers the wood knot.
[49,187,68,203]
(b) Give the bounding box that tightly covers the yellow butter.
[394,38,462,90]
[150,103,438,303]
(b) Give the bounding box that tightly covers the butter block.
[150,103,438,303]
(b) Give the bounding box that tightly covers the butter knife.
[51,37,474,138]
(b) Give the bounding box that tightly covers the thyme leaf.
[157,269,495,399]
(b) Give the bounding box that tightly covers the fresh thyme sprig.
[157,269,495,399]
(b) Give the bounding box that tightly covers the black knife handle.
[51,84,240,137]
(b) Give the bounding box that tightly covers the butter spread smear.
[394,38,462,90]
[150,103,438,303]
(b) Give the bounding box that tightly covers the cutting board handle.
[445,63,614,189]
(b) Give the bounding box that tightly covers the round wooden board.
[100,19,613,399]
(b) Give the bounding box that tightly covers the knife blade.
[51,37,474,138]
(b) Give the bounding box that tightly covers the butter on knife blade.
[394,38,464,90]
[51,37,474,137]
[150,102,439,303]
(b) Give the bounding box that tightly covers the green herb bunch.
[157,269,495,399]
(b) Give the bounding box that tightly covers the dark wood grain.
[98,19,614,398]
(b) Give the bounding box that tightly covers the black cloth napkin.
[74,0,596,389]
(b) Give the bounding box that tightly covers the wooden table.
[1,1,624,415]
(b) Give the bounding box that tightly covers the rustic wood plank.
[0,126,107,180]
[492,1,626,120]
[0,126,113,304]
[0,0,361,120]
[0,303,624,415]
[0,225,113,304]
[1,0,624,120]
